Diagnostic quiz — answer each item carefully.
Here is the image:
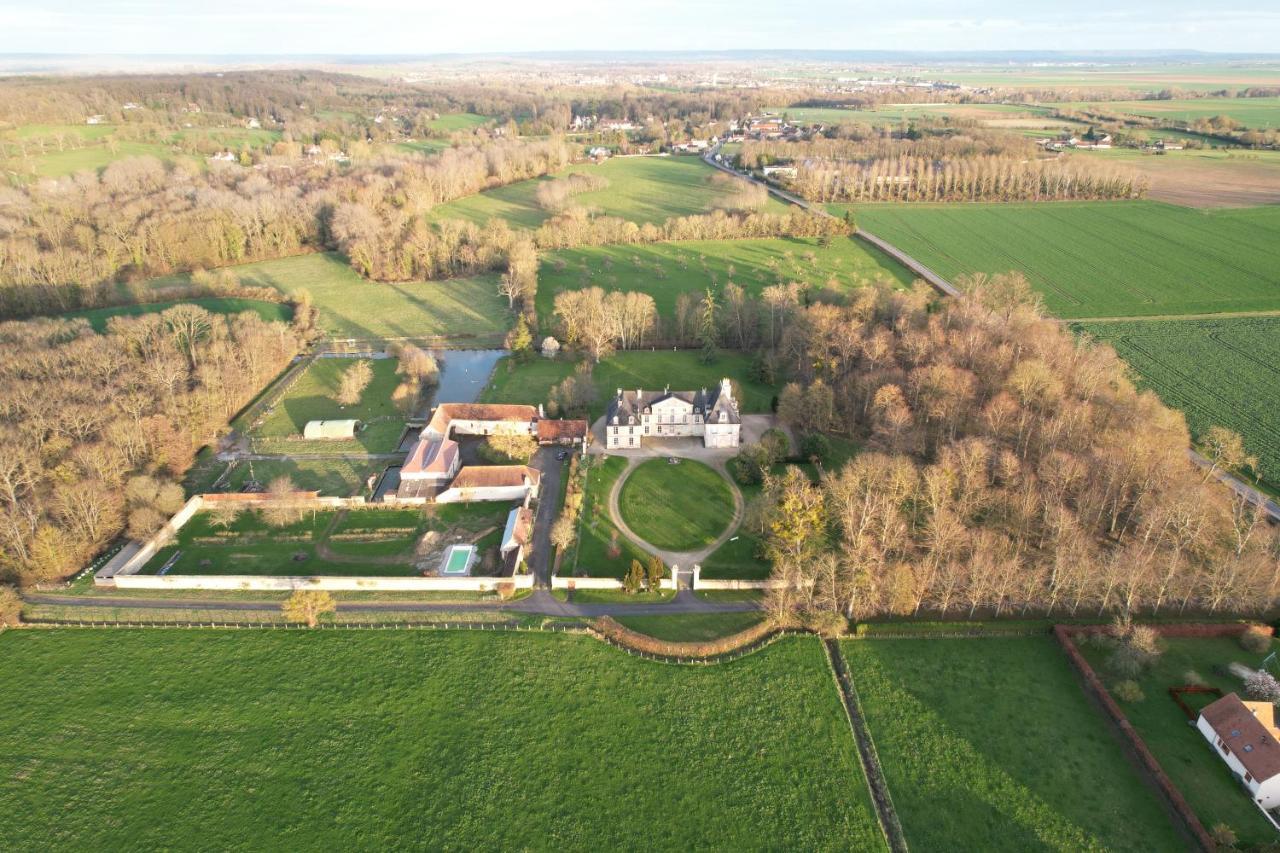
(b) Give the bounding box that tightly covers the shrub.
[1245,671,1280,703]
[800,432,831,464]
[1240,625,1273,655]
[1210,823,1238,849]
[0,584,21,627]
[1182,669,1209,687]
[1113,680,1145,703]
[1107,616,1163,678]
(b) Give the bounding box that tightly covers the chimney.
[616,388,623,399]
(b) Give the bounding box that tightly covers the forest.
[749,276,1276,625]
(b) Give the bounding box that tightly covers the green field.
[0,631,883,850]
[64,297,291,331]
[1064,97,1280,129]
[774,103,1053,127]
[613,612,763,641]
[217,457,386,496]
[849,201,1280,319]
[1079,635,1278,846]
[430,155,789,229]
[573,456,652,578]
[843,638,1183,851]
[619,459,737,552]
[482,350,780,418]
[1077,317,1280,489]
[143,253,509,342]
[253,356,406,454]
[538,235,913,326]
[424,112,492,132]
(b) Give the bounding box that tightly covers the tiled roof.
[448,465,540,490]
[426,403,537,436]
[401,437,458,477]
[1201,692,1280,782]
[537,419,588,441]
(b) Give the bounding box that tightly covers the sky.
[2,0,1279,56]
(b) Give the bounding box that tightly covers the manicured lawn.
[537,235,913,327]
[843,637,1184,852]
[481,350,780,417]
[142,253,509,342]
[620,459,736,552]
[430,155,789,229]
[63,297,291,331]
[573,456,651,578]
[1078,635,1278,846]
[252,356,406,454]
[1077,316,1280,492]
[848,201,1280,319]
[614,612,763,641]
[0,631,884,850]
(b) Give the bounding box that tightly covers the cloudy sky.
[2,0,1278,55]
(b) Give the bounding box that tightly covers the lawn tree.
[282,589,336,628]
[334,359,373,407]
[550,513,576,552]
[482,426,538,464]
[697,288,719,363]
[391,345,439,413]
[625,559,645,594]
[646,555,664,592]
[506,315,533,358]
[262,476,307,528]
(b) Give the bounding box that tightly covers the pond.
[428,349,507,405]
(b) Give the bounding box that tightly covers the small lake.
[428,349,507,405]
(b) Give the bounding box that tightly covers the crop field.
[1075,147,1280,207]
[1065,96,1280,129]
[1077,317,1280,488]
[537,235,914,326]
[619,459,737,551]
[252,356,406,454]
[481,350,780,417]
[1078,635,1278,846]
[63,296,291,331]
[429,155,788,229]
[842,638,1183,851]
[774,103,1054,127]
[933,64,1280,92]
[0,630,882,850]
[850,201,1280,318]
[142,253,509,342]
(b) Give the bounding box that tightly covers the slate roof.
[1201,692,1280,782]
[605,381,740,426]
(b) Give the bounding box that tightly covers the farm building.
[537,418,588,446]
[397,437,461,498]
[435,465,540,504]
[500,506,534,571]
[1197,693,1280,808]
[302,419,360,440]
[424,403,539,441]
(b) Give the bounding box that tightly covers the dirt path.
[606,456,745,570]
[1066,309,1280,324]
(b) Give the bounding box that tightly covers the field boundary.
[1053,623,1246,852]
[823,639,909,853]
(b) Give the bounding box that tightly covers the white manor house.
[605,378,741,449]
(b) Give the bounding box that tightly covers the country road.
[26,589,762,618]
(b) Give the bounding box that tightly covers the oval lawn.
[617,458,736,552]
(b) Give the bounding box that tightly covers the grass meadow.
[252,356,406,454]
[142,253,509,342]
[842,637,1184,851]
[1063,97,1280,129]
[1077,317,1280,491]
[218,457,386,497]
[848,201,1280,319]
[429,154,790,229]
[0,631,884,850]
[613,612,763,641]
[1078,635,1278,846]
[618,459,737,551]
[537,235,913,328]
[481,350,780,418]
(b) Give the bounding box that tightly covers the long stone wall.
[551,575,679,591]
[111,573,534,592]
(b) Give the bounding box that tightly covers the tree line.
[743,275,1276,627]
[0,305,307,587]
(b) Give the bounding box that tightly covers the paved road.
[1188,449,1280,523]
[26,589,760,618]
[526,449,566,586]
